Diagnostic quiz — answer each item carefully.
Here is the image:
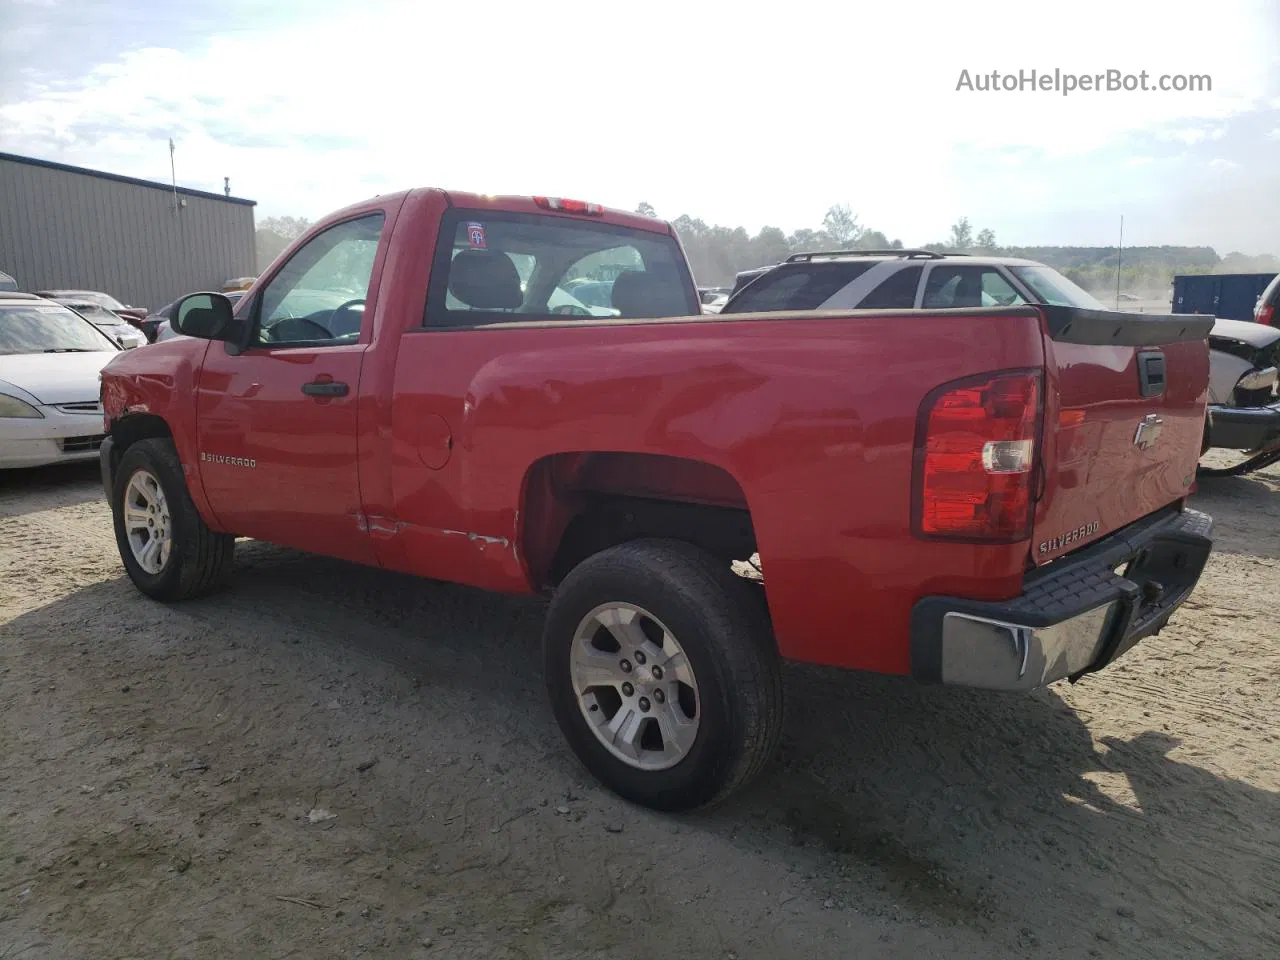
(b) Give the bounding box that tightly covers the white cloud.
[0,0,1276,247]
[1208,158,1240,171]
[1267,128,1280,140]
[1161,125,1229,145]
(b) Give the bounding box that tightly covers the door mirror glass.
[173,293,237,340]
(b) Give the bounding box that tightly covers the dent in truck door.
[194,212,388,564]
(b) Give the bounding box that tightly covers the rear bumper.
[910,507,1213,691]
[1207,400,1280,452]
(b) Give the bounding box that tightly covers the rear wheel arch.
[516,451,759,590]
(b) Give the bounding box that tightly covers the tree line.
[255,207,1278,297]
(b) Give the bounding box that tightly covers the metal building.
[0,151,256,311]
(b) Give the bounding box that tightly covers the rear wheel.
[111,438,235,600]
[544,539,783,811]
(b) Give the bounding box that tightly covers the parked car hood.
[0,351,118,404]
[1210,317,1280,348]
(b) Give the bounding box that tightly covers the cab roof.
[306,188,674,237]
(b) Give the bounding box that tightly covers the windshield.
[1009,266,1106,310]
[64,302,123,325]
[0,303,120,355]
[44,290,126,311]
[426,210,698,326]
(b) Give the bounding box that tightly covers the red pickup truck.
[98,189,1215,810]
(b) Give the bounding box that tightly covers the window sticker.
[466,222,487,249]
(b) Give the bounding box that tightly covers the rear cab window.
[424,211,698,327]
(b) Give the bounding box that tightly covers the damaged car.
[1200,317,1280,476]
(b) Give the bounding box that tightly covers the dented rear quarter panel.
[386,308,1048,675]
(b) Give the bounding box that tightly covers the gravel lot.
[2,462,1278,959]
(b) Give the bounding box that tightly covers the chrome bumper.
[938,603,1120,691]
[911,508,1213,691]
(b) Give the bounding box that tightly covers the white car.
[57,299,147,350]
[0,292,121,469]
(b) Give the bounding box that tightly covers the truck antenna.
[1115,215,1124,309]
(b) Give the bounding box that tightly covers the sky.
[2,0,1279,254]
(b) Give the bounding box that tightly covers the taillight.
[913,370,1042,542]
[1257,303,1274,326]
[533,196,603,216]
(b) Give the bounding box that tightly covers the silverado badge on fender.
[200,452,256,468]
[1038,521,1101,556]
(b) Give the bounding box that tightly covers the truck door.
[194,211,388,564]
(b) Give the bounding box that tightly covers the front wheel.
[111,438,235,600]
[543,539,783,811]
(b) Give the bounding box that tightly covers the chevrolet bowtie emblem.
[1133,414,1164,450]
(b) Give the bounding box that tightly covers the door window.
[922,266,1028,308]
[255,213,385,346]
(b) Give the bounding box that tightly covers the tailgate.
[1033,307,1213,565]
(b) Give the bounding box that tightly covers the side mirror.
[173,292,238,341]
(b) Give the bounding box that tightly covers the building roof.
[0,151,256,207]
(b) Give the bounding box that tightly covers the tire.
[111,437,235,601]
[544,538,783,811]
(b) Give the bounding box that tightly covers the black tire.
[544,538,783,811]
[111,437,235,601]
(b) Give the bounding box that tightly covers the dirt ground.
[1,462,1278,960]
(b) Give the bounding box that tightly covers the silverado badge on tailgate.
[1038,521,1101,557]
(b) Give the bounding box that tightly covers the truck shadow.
[724,662,1279,949]
[7,542,1277,956]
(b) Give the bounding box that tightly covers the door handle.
[301,379,349,397]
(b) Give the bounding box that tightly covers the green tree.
[753,226,792,266]
[975,228,997,251]
[854,230,904,250]
[948,217,974,251]
[822,204,863,248]
[635,201,657,218]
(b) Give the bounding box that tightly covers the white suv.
[721,250,1106,314]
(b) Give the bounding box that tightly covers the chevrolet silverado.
[98,189,1215,810]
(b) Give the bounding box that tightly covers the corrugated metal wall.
[0,155,256,311]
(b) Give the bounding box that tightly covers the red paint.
[100,189,1210,677]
